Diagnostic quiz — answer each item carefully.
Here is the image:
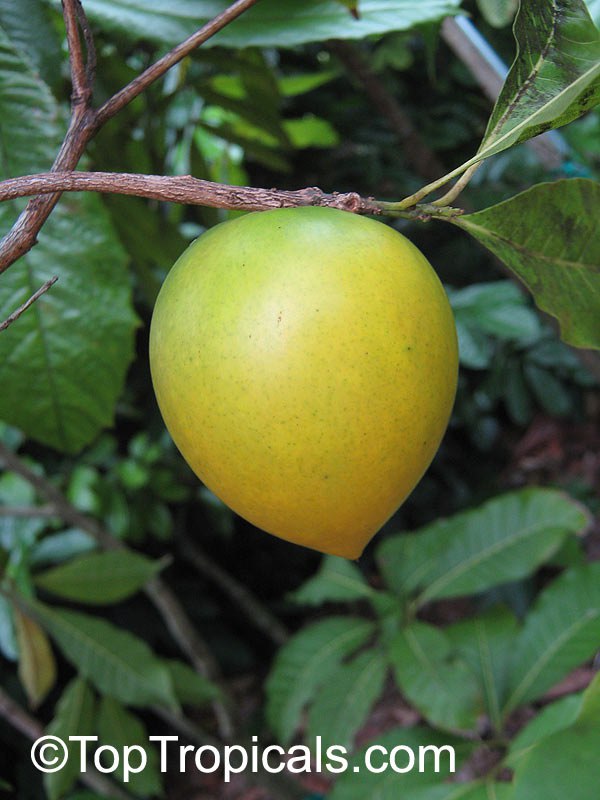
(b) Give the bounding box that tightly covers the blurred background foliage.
[0,0,599,798]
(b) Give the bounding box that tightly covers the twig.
[0,0,260,274]
[95,0,261,127]
[180,537,290,646]
[62,0,95,108]
[0,685,133,800]
[0,441,234,738]
[0,170,464,221]
[432,162,482,207]
[0,171,378,213]
[0,276,58,333]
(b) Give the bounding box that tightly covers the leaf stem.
[0,276,58,334]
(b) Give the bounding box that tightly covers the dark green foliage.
[0,0,599,798]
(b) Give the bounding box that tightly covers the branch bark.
[0,170,379,214]
[0,276,58,333]
[0,0,261,275]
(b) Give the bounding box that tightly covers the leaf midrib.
[504,610,600,714]
[417,517,565,605]
[457,218,598,272]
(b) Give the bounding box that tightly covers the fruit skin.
[149,207,458,559]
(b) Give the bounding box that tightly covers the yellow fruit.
[149,207,458,559]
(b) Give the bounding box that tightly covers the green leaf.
[34,550,166,605]
[445,607,519,730]
[377,489,588,605]
[64,0,462,48]
[307,648,387,752]
[476,0,600,164]
[395,784,513,800]
[265,616,374,744]
[328,726,465,800]
[0,0,62,90]
[506,693,583,769]
[389,622,482,731]
[449,281,542,343]
[283,114,340,148]
[97,696,163,796]
[456,179,600,350]
[287,555,375,606]
[278,69,340,97]
[164,658,221,707]
[504,562,600,714]
[510,672,600,800]
[44,678,96,800]
[0,28,138,453]
[14,607,56,708]
[30,600,178,709]
[587,0,600,26]
[30,530,96,568]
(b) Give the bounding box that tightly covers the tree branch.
[0,276,58,334]
[0,170,463,221]
[0,0,260,275]
[95,0,261,127]
[62,0,95,109]
[0,170,377,213]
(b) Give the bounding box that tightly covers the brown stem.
[95,0,261,127]
[0,442,233,738]
[0,0,260,275]
[0,276,58,333]
[0,170,380,215]
[180,537,290,646]
[62,0,95,109]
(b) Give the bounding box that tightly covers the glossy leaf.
[504,562,600,714]
[44,678,96,800]
[377,489,588,604]
[474,0,600,164]
[307,648,387,752]
[34,550,166,605]
[265,616,374,744]
[63,0,462,48]
[510,672,600,800]
[98,696,162,796]
[445,606,519,730]
[14,607,56,708]
[389,622,482,731]
[287,555,375,606]
[30,601,178,709]
[0,29,138,453]
[456,179,600,350]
